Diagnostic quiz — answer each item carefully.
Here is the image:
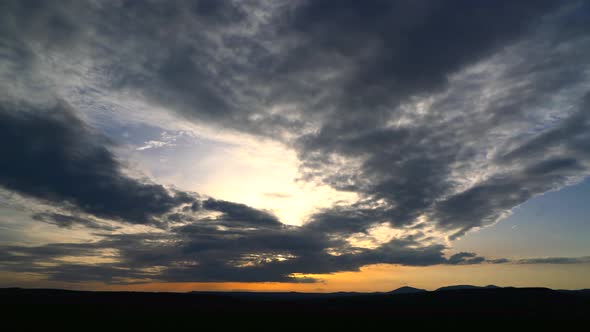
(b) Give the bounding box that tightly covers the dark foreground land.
[2,287,589,325]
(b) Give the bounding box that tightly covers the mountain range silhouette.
[2,286,589,324]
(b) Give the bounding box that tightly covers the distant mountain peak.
[436,285,501,292]
[389,286,427,294]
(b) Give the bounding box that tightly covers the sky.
[0,0,589,292]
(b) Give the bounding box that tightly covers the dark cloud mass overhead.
[0,0,589,284]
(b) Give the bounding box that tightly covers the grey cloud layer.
[31,212,120,232]
[1,0,589,283]
[1,213,583,283]
[0,217,490,284]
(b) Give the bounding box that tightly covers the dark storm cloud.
[0,101,193,224]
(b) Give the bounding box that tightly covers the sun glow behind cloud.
[113,106,359,227]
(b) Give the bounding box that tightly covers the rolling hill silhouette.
[435,284,500,291]
[389,286,428,294]
[1,286,589,323]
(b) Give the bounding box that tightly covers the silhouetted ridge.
[1,287,589,323]
[435,284,500,291]
[389,286,427,294]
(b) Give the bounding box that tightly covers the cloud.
[447,252,486,265]
[31,212,120,231]
[202,198,282,228]
[137,141,171,151]
[291,3,590,238]
[0,223,450,283]
[517,256,590,265]
[433,95,590,239]
[4,0,589,236]
[280,0,558,114]
[0,1,589,284]
[0,101,193,224]
[0,197,586,283]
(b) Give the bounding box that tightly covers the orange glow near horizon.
[98,263,590,292]
[4,263,587,293]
